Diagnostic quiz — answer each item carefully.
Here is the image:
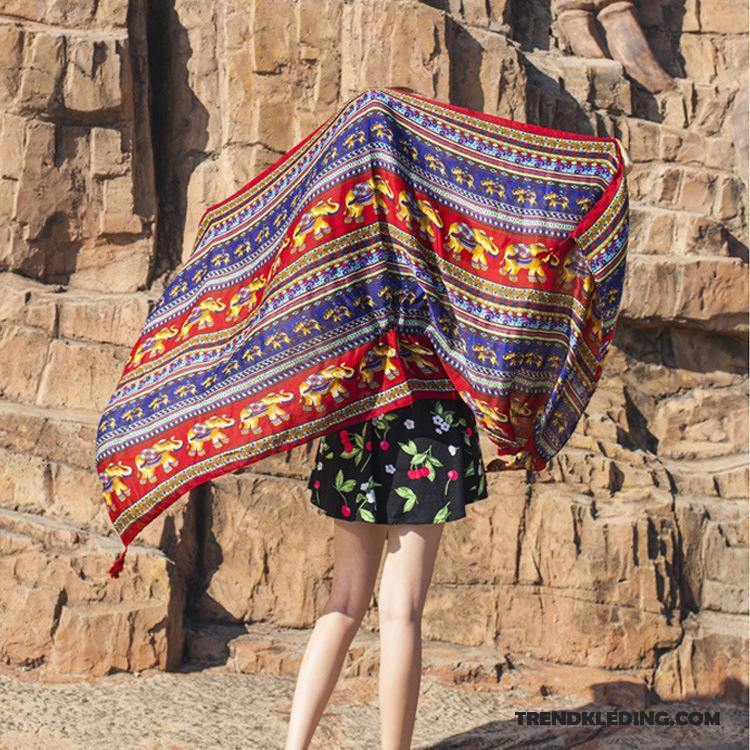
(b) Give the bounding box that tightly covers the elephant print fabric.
[308,396,489,524]
[96,86,629,578]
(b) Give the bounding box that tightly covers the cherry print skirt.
[307,396,489,524]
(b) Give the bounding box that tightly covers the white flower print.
[448,445,458,456]
[404,418,415,429]
[366,489,376,504]
[431,413,449,434]
[360,481,370,491]
[317,461,323,471]
[385,463,396,474]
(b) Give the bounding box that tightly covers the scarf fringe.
[108,546,128,578]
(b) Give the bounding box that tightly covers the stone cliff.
[0,0,746,707]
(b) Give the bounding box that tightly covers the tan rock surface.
[0,508,186,678]
[0,622,747,748]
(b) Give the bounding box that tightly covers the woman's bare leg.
[377,523,445,750]
[285,518,388,750]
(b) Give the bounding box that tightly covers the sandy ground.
[0,662,747,750]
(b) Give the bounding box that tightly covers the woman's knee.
[321,583,373,625]
[378,596,423,627]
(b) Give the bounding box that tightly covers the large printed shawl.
[97,87,629,577]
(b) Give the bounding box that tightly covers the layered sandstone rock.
[0,0,156,293]
[0,0,746,709]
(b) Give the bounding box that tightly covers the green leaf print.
[400,442,443,481]
[335,468,357,494]
[395,486,418,512]
[358,507,376,522]
[476,471,486,496]
[398,439,418,456]
[464,461,476,477]
[433,503,450,523]
[373,411,398,441]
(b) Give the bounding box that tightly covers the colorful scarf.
[96,87,629,577]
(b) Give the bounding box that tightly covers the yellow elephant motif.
[424,153,446,175]
[480,178,506,198]
[135,437,183,485]
[414,198,444,240]
[451,166,474,188]
[266,330,292,349]
[583,298,603,341]
[299,365,356,411]
[358,343,401,389]
[370,122,393,141]
[322,146,338,165]
[544,192,569,210]
[508,395,542,446]
[343,128,367,148]
[352,293,377,310]
[240,391,296,434]
[177,297,227,340]
[558,249,594,296]
[344,176,393,223]
[472,343,498,365]
[396,190,420,226]
[131,326,180,366]
[499,241,559,283]
[399,340,440,375]
[509,396,533,421]
[100,462,133,509]
[240,343,264,364]
[187,415,236,456]
[292,199,340,251]
[226,275,266,321]
[396,191,443,240]
[323,305,352,323]
[293,317,323,336]
[511,187,537,206]
[576,195,594,212]
[446,221,501,270]
[459,390,510,434]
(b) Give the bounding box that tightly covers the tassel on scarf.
[108,546,128,578]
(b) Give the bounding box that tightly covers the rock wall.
[0,0,747,704]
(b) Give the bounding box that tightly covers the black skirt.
[307,395,489,524]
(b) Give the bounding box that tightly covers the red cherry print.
[314,480,321,489]
[380,440,389,450]
[448,469,458,480]
[365,440,372,451]
[466,426,473,437]
[419,466,430,477]
[340,429,350,442]
[341,505,352,517]
[408,469,419,479]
